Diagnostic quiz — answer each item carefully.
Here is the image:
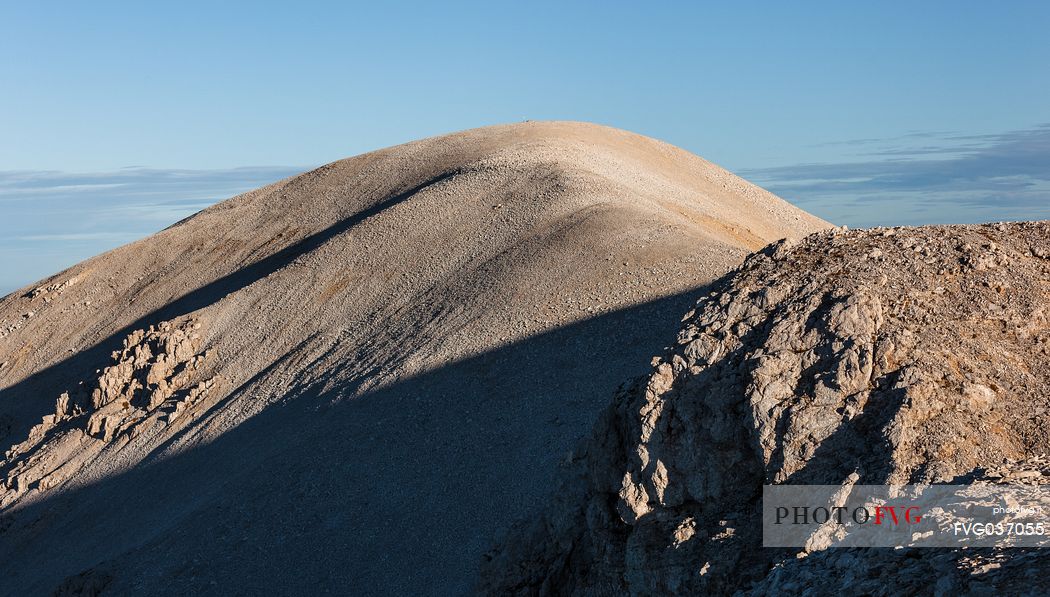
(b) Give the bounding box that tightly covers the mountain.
[480,221,1050,595]
[0,122,829,595]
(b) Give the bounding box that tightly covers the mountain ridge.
[0,121,828,594]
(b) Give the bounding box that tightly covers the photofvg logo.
[762,484,1050,548]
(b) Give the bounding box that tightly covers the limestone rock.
[480,221,1050,595]
[0,318,215,506]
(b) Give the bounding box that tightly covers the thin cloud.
[744,124,1050,227]
[0,166,302,199]
[14,232,152,242]
[808,130,956,148]
[0,165,305,292]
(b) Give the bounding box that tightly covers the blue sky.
[2,1,1048,294]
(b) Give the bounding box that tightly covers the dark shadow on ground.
[0,287,706,596]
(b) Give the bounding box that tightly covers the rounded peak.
[403,120,688,158]
[335,120,696,172]
[422,119,652,141]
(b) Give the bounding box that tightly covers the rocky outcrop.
[480,221,1050,595]
[29,275,80,300]
[1,319,218,507]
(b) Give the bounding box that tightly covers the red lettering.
[874,506,902,525]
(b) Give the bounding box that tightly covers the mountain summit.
[0,122,828,595]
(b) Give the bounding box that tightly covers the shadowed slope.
[0,121,829,594]
[1,290,703,595]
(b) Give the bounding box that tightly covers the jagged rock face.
[2,319,217,507]
[480,222,1050,595]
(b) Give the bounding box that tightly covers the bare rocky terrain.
[0,122,828,595]
[480,221,1050,595]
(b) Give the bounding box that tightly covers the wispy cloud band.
[0,166,303,200]
[743,124,1050,227]
[0,165,303,294]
